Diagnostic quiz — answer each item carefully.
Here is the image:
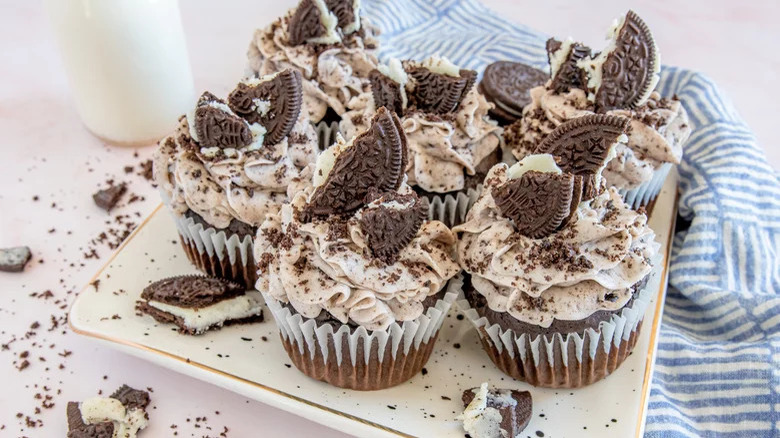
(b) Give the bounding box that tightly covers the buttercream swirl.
[153,109,319,229]
[511,87,691,191]
[246,13,379,123]
[254,168,460,331]
[340,88,502,193]
[454,164,659,328]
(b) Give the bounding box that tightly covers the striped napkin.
[363,1,780,436]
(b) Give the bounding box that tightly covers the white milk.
[45,0,194,146]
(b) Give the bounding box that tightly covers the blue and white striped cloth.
[363,1,780,436]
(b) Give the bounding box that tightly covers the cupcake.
[153,69,319,287]
[340,56,502,226]
[254,107,461,390]
[246,0,380,124]
[505,10,691,211]
[455,115,660,388]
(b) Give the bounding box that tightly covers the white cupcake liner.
[621,162,672,210]
[313,120,340,150]
[426,187,482,228]
[457,278,651,366]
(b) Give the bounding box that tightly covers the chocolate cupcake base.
[456,274,653,388]
[173,212,257,289]
[262,278,461,391]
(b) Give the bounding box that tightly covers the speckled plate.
[69,172,678,438]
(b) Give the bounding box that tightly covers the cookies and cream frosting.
[246,0,379,123]
[154,76,319,229]
[340,56,502,194]
[454,163,659,328]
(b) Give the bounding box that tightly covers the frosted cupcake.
[456,115,660,388]
[154,69,319,287]
[340,56,502,226]
[255,108,461,390]
[505,11,691,211]
[246,0,379,124]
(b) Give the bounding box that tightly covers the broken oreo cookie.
[93,183,127,212]
[136,274,263,335]
[228,69,303,146]
[406,66,476,115]
[460,383,533,438]
[479,61,548,124]
[194,92,252,149]
[67,385,151,438]
[0,246,32,273]
[547,38,592,94]
[306,107,407,216]
[535,114,630,200]
[369,69,404,115]
[358,191,428,263]
[287,0,328,46]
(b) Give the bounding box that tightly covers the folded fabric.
[363,1,780,437]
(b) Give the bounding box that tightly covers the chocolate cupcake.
[153,69,319,287]
[254,108,461,390]
[505,10,691,212]
[340,56,502,226]
[454,119,660,388]
[246,0,380,124]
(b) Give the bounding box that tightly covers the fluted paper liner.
[172,214,257,289]
[426,187,481,228]
[314,120,340,150]
[261,277,462,390]
[457,275,653,388]
[622,162,672,211]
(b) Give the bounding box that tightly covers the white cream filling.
[458,383,504,438]
[421,55,461,77]
[378,58,409,110]
[147,292,263,334]
[506,154,562,179]
[244,71,279,87]
[549,38,575,79]
[80,397,148,438]
[306,0,341,45]
[313,133,351,187]
[341,0,362,34]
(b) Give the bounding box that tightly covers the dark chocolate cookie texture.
[492,171,575,238]
[547,38,592,94]
[67,402,114,438]
[462,387,533,437]
[140,274,245,308]
[595,10,659,111]
[228,69,303,146]
[535,114,630,200]
[369,69,404,115]
[307,107,407,216]
[325,0,358,32]
[480,61,548,116]
[194,92,252,149]
[287,0,326,46]
[359,191,428,263]
[407,66,476,114]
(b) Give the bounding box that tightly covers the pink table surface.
[0,1,776,437]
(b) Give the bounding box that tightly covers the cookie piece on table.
[459,383,533,438]
[66,385,151,438]
[135,275,263,335]
[478,61,548,125]
[0,246,32,272]
[93,183,127,212]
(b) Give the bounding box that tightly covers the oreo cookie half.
[594,10,659,111]
[535,114,630,200]
[193,92,252,149]
[461,384,533,438]
[358,191,428,263]
[228,69,303,146]
[287,0,327,46]
[136,275,263,335]
[369,69,404,115]
[406,66,477,114]
[306,107,407,216]
[479,61,548,124]
[66,385,151,438]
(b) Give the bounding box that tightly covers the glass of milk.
[45,0,194,146]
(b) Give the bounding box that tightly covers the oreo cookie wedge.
[589,10,660,111]
[307,107,407,216]
[67,385,151,438]
[287,0,340,46]
[135,275,263,335]
[460,383,533,438]
[369,58,409,115]
[479,60,548,124]
[228,69,303,146]
[547,38,592,94]
[358,190,428,263]
[325,0,361,34]
[535,114,630,201]
[406,57,477,114]
[192,91,252,149]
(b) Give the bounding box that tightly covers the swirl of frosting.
[454,164,659,328]
[153,100,319,229]
[254,171,460,331]
[511,87,690,191]
[246,13,379,123]
[340,87,502,194]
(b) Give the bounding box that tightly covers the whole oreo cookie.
[547,38,592,94]
[479,61,548,124]
[594,10,659,111]
[407,66,476,114]
[194,92,252,149]
[492,171,575,238]
[139,275,244,309]
[307,107,407,216]
[286,0,326,46]
[369,69,404,115]
[535,114,630,200]
[227,69,303,146]
[358,191,428,263]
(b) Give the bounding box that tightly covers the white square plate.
[69,172,678,438]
